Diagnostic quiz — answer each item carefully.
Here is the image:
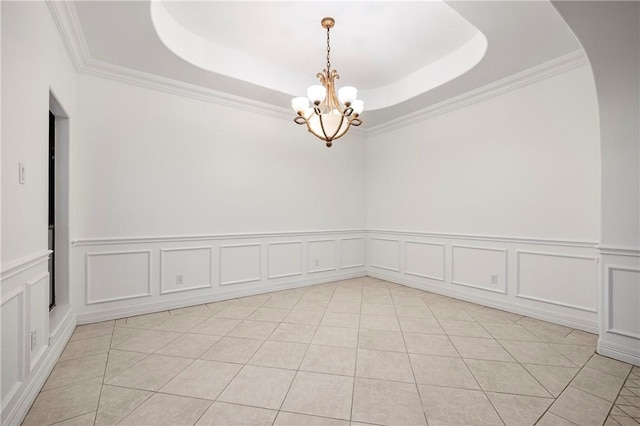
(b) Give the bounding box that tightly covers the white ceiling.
[153,1,484,108]
[72,1,581,127]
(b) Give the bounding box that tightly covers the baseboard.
[3,309,76,426]
[598,339,640,366]
[367,269,598,333]
[77,270,366,324]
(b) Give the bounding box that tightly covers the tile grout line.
[532,352,616,426]
[31,280,626,426]
[188,294,274,425]
[349,279,365,424]
[474,320,556,425]
[91,325,116,426]
[427,301,507,426]
[394,292,430,426]
[603,364,637,424]
[476,320,566,399]
[270,281,339,425]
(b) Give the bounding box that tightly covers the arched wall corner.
[552,1,640,366]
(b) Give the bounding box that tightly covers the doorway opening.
[48,111,56,310]
[48,92,70,331]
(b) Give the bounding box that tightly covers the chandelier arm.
[328,115,346,140]
[318,115,331,142]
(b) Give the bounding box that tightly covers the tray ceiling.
[69,1,582,127]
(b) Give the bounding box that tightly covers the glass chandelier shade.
[291,17,363,147]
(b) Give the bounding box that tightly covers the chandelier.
[291,17,363,147]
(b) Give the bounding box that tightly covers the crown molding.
[46,0,90,71]
[366,49,589,137]
[45,0,365,135]
[81,57,295,122]
[48,1,586,136]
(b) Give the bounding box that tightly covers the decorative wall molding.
[85,250,152,304]
[515,250,598,313]
[77,271,366,325]
[1,251,52,281]
[267,241,303,279]
[26,273,51,371]
[451,244,508,294]
[72,229,366,247]
[307,239,338,273]
[598,339,640,367]
[45,0,90,71]
[339,237,366,269]
[368,229,597,249]
[83,58,294,122]
[605,265,640,339]
[368,268,598,333]
[2,309,76,426]
[404,240,445,281]
[599,246,640,257]
[369,237,401,272]
[367,50,589,136]
[0,287,26,412]
[219,243,262,286]
[159,246,213,295]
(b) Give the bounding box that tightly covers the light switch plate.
[19,162,25,184]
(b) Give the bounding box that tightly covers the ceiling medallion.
[291,17,363,147]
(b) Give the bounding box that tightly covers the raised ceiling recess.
[150,1,487,111]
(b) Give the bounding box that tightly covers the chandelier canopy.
[291,17,363,147]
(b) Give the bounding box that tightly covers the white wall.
[365,64,602,331]
[367,65,600,241]
[1,2,76,263]
[3,1,634,423]
[1,2,78,424]
[71,74,367,322]
[75,75,366,238]
[554,1,640,366]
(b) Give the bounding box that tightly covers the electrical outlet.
[314,259,319,267]
[491,274,499,285]
[176,274,184,285]
[30,330,37,350]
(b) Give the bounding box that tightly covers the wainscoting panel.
[268,241,302,279]
[369,238,401,272]
[451,245,507,293]
[606,266,640,339]
[220,243,262,286]
[517,251,597,312]
[73,231,365,324]
[26,273,50,370]
[340,237,365,269]
[405,241,445,281]
[366,230,599,332]
[86,250,151,304]
[1,287,25,410]
[308,239,337,273]
[160,247,212,294]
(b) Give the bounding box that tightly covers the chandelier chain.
[326,26,331,72]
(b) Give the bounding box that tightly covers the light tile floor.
[23,278,639,426]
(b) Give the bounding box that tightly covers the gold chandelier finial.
[291,16,363,147]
